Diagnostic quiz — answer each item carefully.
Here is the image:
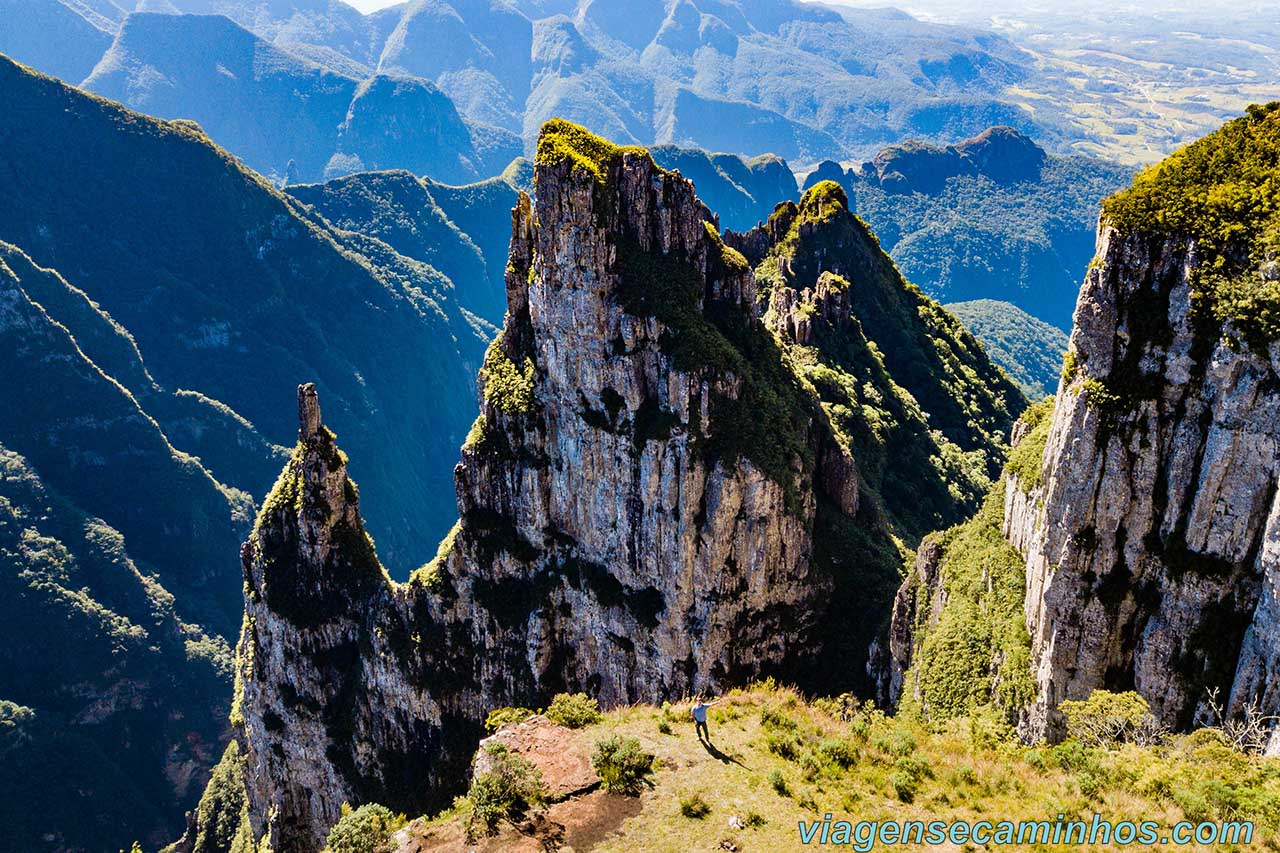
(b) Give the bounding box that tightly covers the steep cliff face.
[1011,103,1280,741]
[884,104,1280,741]
[1016,223,1280,739]
[435,122,834,709]
[235,386,460,851]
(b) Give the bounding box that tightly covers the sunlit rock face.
[1014,223,1280,743]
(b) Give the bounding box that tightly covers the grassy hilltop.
[342,682,1280,852]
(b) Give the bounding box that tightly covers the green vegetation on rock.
[1004,397,1055,489]
[535,118,648,185]
[754,182,1026,541]
[545,693,603,729]
[898,480,1035,722]
[479,333,537,415]
[1102,102,1280,349]
[175,741,255,853]
[895,401,1054,724]
[323,803,408,853]
[461,743,547,839]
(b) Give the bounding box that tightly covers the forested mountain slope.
[0,53,492,851]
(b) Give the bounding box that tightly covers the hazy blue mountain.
[142,0,391,64]
[50,0,1045,166]
[287,143,800,332]
[805,127,1133,328]
[378,0,535,134]
[82,12,520,184]
[518,0,1038,161]
[287,169,505,320]
[0,0,118,83]
[288,158,536,325]
[945,299,1069,399]
[1,220,248,852]
[423,160,533,318]
[649,144,798,231]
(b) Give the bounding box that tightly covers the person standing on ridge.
[692,696,720,742]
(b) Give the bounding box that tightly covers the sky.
[344,0,401,10]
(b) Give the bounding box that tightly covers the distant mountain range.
[4,0,1050,171]
[80,11,521,184]
[805,126,1133,328]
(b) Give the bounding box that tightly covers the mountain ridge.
[82,11,521,184]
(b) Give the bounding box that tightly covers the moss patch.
[1103,102,1280,350]
[534,119,649,185]
[480,332,536,415]
[1004,397,1054,489]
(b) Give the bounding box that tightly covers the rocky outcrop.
[1017,223,1280,741]
[233,122,852,851]
[235,386,456,852]
[471,716,598,801]
[229,122,1031,851]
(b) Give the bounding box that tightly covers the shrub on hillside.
[1060,690,1162,748]
[324,803,407,853]
[760,705,799,731]
[818,737,859,769]
[891,770,919,803]
[766,730,801,760]
[484,706,537,733]
[545,692,602,728]
[679,792,711,818]
[464,743,546,838]
[592,735,655,794]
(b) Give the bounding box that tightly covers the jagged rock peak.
[243,384,384,629]
[298,381,322,441]
[235,385,450,852]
